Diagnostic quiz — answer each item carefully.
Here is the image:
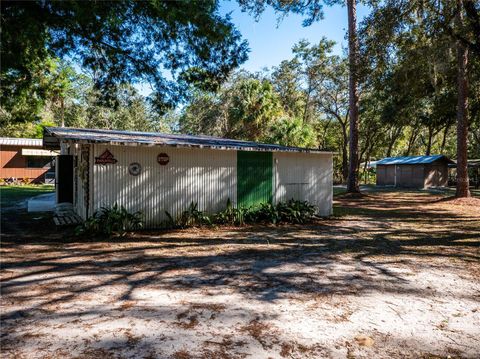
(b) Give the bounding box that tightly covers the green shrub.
[162,198,318,230]
[214,198,317,226]
[73,199,317,236]
[212,198,247,226]
[242,199,316,224]
[164,210,177,228]
[75,203,143,237]
[250,202,280,224]
[164,202,211,229]
[276,199,316,223]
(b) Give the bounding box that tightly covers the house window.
[26,156,52,168]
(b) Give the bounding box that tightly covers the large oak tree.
[1,0,249,121]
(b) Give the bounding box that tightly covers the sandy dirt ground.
[1,192,479,358]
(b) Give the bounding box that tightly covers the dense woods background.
[1,0,479,184]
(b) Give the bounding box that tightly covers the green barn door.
[237,151,273,207]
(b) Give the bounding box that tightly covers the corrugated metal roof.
[377,155,453,165]
[0,137,43,147]
[43,127,331,154]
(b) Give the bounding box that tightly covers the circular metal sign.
[157,153,170,166]
[128,162,142,176]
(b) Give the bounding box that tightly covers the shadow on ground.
[1,192,479,326]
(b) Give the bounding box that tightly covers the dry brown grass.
[175,312,199,329]
[240,319,272,348]
[172,350,192,359]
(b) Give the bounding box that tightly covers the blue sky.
[219,1,370,72]
[135,1,370,96]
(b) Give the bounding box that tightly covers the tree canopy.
[1,0,249,121]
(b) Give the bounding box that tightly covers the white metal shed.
[44,127,333,227]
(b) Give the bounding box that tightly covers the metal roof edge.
[0,137,43,146]
[376,154,454,165]
[43,127,334,154]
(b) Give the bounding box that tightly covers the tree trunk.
[346,0,360,193]
[386,126,401,157]
[60,97,65,127]
[339,119,349,182]
[405,124,419,156]
[303,80,312,124]
[386,142,394,158]
[455,0,470,198]
[440,123,451,152]
[320,119,332,149]
[425,126,433,156]
[342,140,349,182]
[361,134,376,184]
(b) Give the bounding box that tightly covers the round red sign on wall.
[157,153,170,165]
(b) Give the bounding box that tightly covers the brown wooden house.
[376,155,453,189]
[0,137,57,183]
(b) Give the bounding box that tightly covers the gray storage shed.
[376,155,453,188]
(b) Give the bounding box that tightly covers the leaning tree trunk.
[339,119,349,182]
[346,0,360,193]
[425,126,433,156]
[455,0,470,198]
[440,124,451,152]
[60,97,65,127]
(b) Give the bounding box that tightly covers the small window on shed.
[26,156,52,168]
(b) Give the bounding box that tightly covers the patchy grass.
[1,190,479,358]
[0,184,54,207]
[433,186,480,197]
[1,185,56,241]
[333,186,347,196]
[334,184,480,200]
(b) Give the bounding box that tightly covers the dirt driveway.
[1,192,479,358]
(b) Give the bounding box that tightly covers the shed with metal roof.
[376,155,453,188]
[0,137,57,183]
[44,127,333,227]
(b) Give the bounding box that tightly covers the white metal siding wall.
[273,152,333,216]
[91,144,237,227]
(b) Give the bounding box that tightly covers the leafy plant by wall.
[165,202,211,229]
[166,199,318,229]
[213,198,248,226]
[75,203,143,237]
[75,199,318,236]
